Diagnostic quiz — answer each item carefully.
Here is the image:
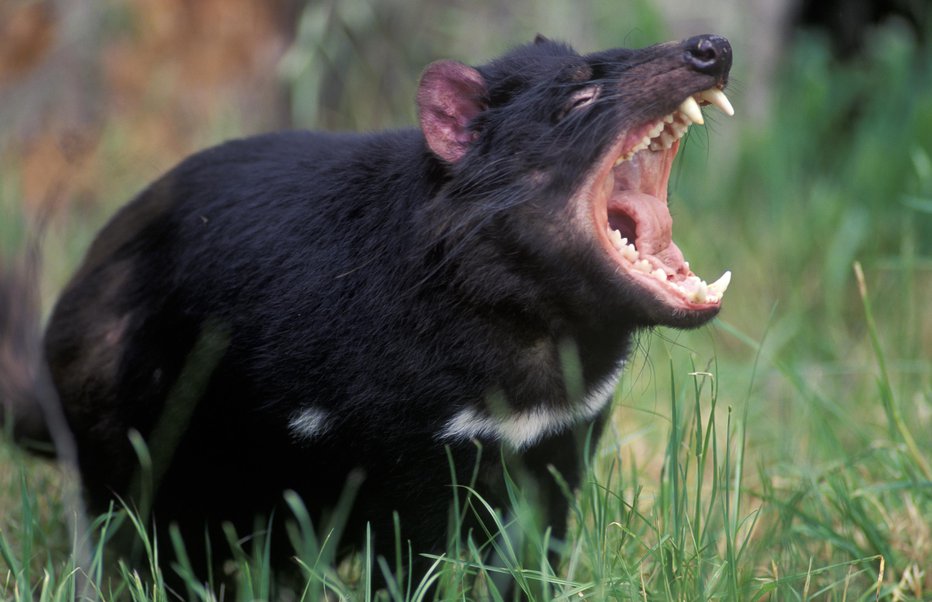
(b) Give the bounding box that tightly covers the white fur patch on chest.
[438,364,623,450]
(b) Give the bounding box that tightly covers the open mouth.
[591,88,734,315]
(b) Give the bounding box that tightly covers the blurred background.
[0,0,930,593]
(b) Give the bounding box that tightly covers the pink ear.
[417,60,486,164]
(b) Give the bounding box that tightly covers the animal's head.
[417,35,734,331]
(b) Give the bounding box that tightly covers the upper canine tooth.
[679,96,704,125]
[699,88,735,116]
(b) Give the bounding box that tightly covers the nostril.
[683,34,732,78]
[690,39,718,64]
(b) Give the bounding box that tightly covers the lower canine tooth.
[707,270,732,295]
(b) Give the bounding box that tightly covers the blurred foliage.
[280,0,666,130]
[671,18,932,361]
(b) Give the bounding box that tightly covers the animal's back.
[43,127,505,561]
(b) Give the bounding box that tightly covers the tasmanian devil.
[1,34,734,579]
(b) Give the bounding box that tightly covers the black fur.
[1,35,732,581]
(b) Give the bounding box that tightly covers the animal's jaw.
[580,88,734,327]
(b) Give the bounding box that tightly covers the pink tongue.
[611,191,689,274]
[610,138,690,275]
[611,192,672,255]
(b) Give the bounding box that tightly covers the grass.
[2,5,931,601]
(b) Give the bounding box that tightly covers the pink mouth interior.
[591,113,725,310]
[609,137,690,279]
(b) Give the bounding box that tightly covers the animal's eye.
[568,86,600,110]
[558,86,600,121]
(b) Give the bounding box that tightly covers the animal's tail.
[0,225,54,451]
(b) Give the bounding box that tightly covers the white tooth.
[679,96,704,125]
[623,137,650,161]
[649,140,663,152]
[610,229,623,247]
[660,131,675,149]
[670,121,689,139]
[648,122,664,137]
[689,282,708,303]
[652,268,667,282]
[620,237,628,246]
[700,88,735,117]
[634,259,651,273]
[663,114,674,124]
[707,270,732,295]
[622,244,638,262]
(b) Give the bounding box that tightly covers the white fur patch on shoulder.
[288,407,330,440]
[438,364,623,450]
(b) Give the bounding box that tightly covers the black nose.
[684,34,732,80]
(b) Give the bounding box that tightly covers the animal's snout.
[683,34,732,80]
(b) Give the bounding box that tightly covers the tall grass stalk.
[853,262,931,482]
